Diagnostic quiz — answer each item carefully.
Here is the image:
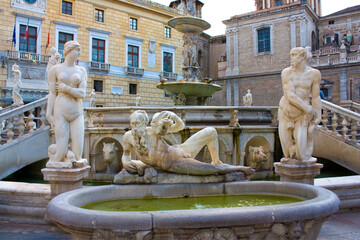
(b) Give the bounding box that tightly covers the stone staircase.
[0,98,50,179]
[313,100,360,174]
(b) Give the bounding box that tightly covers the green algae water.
[81,194,303,212]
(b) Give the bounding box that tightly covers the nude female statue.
[11,63,23,106]
[46,41,88,168]
[121,110,253,176]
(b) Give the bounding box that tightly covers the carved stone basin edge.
[46,181,340,239]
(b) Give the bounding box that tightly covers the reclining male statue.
[120,110,253,178]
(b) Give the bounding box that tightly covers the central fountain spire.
[157,1,221,105]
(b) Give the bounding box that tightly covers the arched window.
[311,31,317,51]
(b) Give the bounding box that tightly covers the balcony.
[89,61,110,72]
[6,50,50,63]
[161,71,178,81]
[126,66,144,76]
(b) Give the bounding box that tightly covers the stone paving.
[0,210,359,239]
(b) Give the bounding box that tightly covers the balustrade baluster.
[350,119,358,143]
[229,109,238,127]
[321,108,329,130]
[6,118,14,143]
[40,104,46,128]
[341,116,349,139]
[27,109,36,132]
[331,111,339,135]
[17,113,25,136]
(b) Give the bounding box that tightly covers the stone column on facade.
[234,81,239,106]
[233,29,239,75]
[289,17,297,49]
[266,0,270,8]
[340,68,347,101]
[226,80,232,106]
[225,30,232,76]
[299,16,308,47]
[262,0,265,9]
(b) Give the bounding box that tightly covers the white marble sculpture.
[243,89,252,106]
[11,63,23,106]
[102,142,122,174]
[278,47,321,162]
[305,46,312,66]
[121,110,253,176]
[89,89,96,107]
[46,47,62,74]
[340,40,347,63]
[135,94,142,106]
[46,41,88,168]
[247,146,267,170]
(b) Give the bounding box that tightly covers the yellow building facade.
[0,0,184,107]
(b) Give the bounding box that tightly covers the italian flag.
[24,19,29,40]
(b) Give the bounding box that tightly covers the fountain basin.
[168,16,210,34]
[47,181,339,240]
[157,82,222,105]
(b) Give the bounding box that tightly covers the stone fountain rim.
[168,16,211,31]
[46,181,339,230]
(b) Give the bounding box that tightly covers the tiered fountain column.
[157,16,221,105]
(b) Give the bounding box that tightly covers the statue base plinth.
[114,168,247,185]
[42,166,90,198]
[274,158,323,185]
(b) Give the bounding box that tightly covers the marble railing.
[312,53,360,67]
[314,45,359,56]
[339,100,360,114]
[6,50,50,63]
[321,100,360,145]
[84,106,279,128]
[0,97,48,145]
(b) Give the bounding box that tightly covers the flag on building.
[24,19,29,40]
[12,24,16,46]
[47,25,50,47]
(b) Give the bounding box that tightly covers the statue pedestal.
[274,158,323,185]
[42,166,90,198]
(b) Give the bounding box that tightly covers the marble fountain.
[44,8,340,240]
[156,16,221,105]
[46,110,340,240]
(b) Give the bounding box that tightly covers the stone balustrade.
[312,51,360,67]
[6,50,50,63]
[84,106,279,128]
[0,97,48,145]
[339,100,360,114]
[321,100,360,145]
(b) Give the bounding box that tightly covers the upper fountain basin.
[157,82,222,97]
[168,16,211,34]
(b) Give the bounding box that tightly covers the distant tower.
[254,0,320,16]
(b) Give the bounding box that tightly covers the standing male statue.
[278,47,321,162]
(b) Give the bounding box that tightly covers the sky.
[153,0,360,36]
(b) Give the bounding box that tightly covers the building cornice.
[223,3,319,24]
[13,12,44,21]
